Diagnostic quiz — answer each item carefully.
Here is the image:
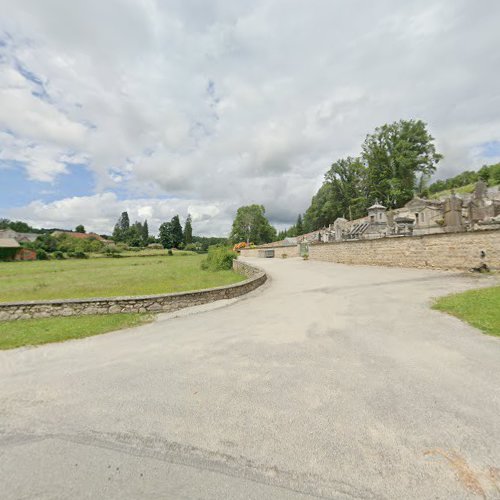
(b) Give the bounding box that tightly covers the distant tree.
[230,205,276,244]
[6,220,35,233]
[191,236,228,252]
[171,215,184,248]
[362,119,442,207]
[112,211,130,242]
[295,214,304,235]
[159,221,174,249]
[119,211,130,231]
[75,224,85,233]
[183,214,193,245]
[142,220,149,244]
[128,222,144,247]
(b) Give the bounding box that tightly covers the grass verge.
[432,285,500,336]
[0,254,244,302]
[0,313,154,350]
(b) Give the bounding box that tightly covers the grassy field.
[433,286,500,336]
[0,253,244,302]
[0,313,153,350]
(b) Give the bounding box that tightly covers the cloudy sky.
[1,0,499,236]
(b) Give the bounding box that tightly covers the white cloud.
[1,0,500,232]
[7,193,228,236]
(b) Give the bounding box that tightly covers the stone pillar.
[443,192,464,232]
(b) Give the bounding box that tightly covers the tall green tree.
[142,220,149,244]
[112,211,130,242]
[159,222,174,249]
[183,214,193,244]
[362,119,442,207]
[295,214,303,235]
[75,224,85,233]
[230,205,276,244]
[171,215,184,248]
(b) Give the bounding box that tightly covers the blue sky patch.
[481,141,500,158]
[0,163,95,212]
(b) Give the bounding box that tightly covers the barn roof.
[0,238,21,248]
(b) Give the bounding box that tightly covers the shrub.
[36,249,49,260]
[147,243,163,249]
[302,253,309,260]
[53,251,65,260]
[167,249,173,256]
[68,251,88,259]
[201,245,237,271]
[281,253,288,259]
[104,246,121,257]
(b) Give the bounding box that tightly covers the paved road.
[1,258,499,499]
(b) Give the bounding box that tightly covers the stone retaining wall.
[239,245,299,258]
[308,228,500,270]
[0,260,266,321]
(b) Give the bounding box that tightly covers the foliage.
[201,245,237,271]
[302,119,442,231]
[0,219,40,233]
[185,242,202,252]
[159,221,173,248]
[183,214,193,245]
[361,119,442,208]
[433,286,500,336]
[0,313,154,350]
[36,249,49,260]
[75,224,85,233]
[230,204,276,244]
[159,215,184,249]
[53,251,65,260]
[192,236,228,252]
[428,162,500,194]
[67,251,88,259]
[112,212,149,247]
[147,243,163,249]
[171,215,184,248]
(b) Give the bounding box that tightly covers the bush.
[68,251,88,259]
[104,246,121,257]
[147,243,163,249]
[53,251,65,260]
[185,243,202,252]
[167,249,173,256]
[201,245,237,271]
[36,249,49,260]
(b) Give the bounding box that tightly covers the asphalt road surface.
[1,258,499,499]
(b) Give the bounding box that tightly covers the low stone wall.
[309,228,500,270]
[0,260,266,321]
[239,245,299,258]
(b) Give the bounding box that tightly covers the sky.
[1,0,499,236]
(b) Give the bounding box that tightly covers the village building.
[0,238,37,261]
[293,181,500,246]
[0,229,39,243]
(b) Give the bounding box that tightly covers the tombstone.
[468,180,494,223]
[333,218,348,241]
[443,191,464,232]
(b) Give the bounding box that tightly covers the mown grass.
[433,286,500,336]
[0,313,153,350]
[0,254,244,302]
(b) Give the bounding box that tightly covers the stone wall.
[309,228,500,270]
[0,260,266,321]
[239,245,299,258]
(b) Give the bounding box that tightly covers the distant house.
[0,238,36,261]
[51,231,110,243]
[0,229,39,243]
